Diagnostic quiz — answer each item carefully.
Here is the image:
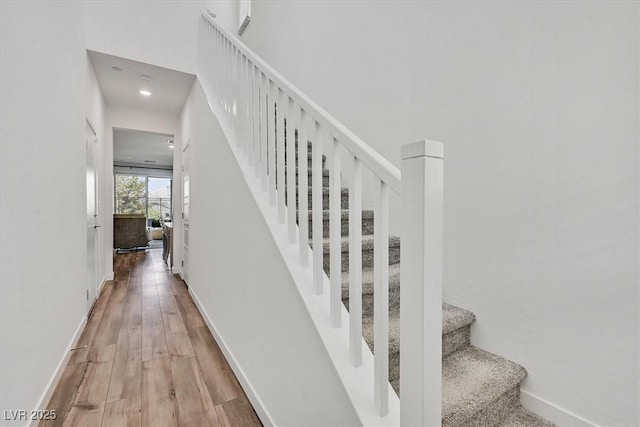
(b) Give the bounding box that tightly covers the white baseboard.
[99,276,107,293]
[521,390,599,427]
[29,315,86,427]
[188,287,275,427]
[105,271,114,281]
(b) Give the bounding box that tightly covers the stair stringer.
[196,82,400,426]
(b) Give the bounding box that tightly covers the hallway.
[41,249,262,426]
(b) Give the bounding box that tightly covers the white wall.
[239,2,639,425]
[87,55,108,285]
[0,1,88,424]
[178,79,361,426]
[85,0,222,74]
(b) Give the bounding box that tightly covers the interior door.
[86,121,99,314]
[182,141,190,284]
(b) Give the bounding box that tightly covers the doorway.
[112,128,175,254]
[85,120,99,315]
[181,139,190,284]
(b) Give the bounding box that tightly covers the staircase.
[201,13,556,425]
[290,138,554,427]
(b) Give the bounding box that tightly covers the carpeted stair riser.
[288,186,349,210]
[497,406,556,427]
[456,387,521,427]
[297,209,375,239]
[362,306,475,362]
[388,348,527,427]
[294,168,329,187]
[342,264,400,317]
[297,187,349,210]
[386,379,524,427]
[317,235,401,273]
[284,152,326,169]
[278,168,330,188]
[443,325,473,358]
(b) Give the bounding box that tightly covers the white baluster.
[374,179,389,416]
[218,33,223,110]
[222,36,227,115]
[267,80,276,206]
[276,88,286,224]
[228,40,233,119]
[312,122,324,294]
[400,140,443,427]
[228,42,233,127]
[297,109,309,266]
[330,137,341,328]
[233,46,239,141]
[253,65,260,178]
[243,55,251,162]
[286,97,297,242]
[239,53,246,155]
[349,156,363,367]
[245,57,252,161]
[260,73,268,191]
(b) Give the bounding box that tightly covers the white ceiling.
[113,128,174,168]
[88,50,195,115]
[88,50,195,169]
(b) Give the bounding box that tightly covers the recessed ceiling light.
[167,139,174,144]
[169,145,174,149]
[111,66,122,72]
[140,74,152,81]
[139,90,151,96]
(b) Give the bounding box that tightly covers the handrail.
[200,12,444,425]
[201,12,401,194]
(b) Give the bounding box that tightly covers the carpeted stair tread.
[320,233,401,255]
[299,208,374,222]
[294,187,349,210]
[287,167,329,186]
[441,346,527,427]
[497,406,556,427]
[301,209,375,238]
[362,304,476,356]
[341,263,400,300]
[442,303,476,335]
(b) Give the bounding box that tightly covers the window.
[114,174,172,220]
[147,177,172,220]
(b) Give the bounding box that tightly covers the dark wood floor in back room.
[40,249,262,427]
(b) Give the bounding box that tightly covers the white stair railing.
[200,12,443,425]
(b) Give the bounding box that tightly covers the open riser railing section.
[200,13,443,425]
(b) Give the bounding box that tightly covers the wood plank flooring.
[41,249,262,427]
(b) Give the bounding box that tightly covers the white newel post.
[400,140,443,427]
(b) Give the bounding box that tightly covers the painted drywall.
[87,54,108,286]
[103,106,179,276]
[0,1,88,424]
[239,2,639,425]
[178,79,361,426]
[85,0,229,74]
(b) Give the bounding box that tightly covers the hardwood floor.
[41,249,262,427]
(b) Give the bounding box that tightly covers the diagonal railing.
[199,12,443,425]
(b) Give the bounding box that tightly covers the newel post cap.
[401,140,444,160]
